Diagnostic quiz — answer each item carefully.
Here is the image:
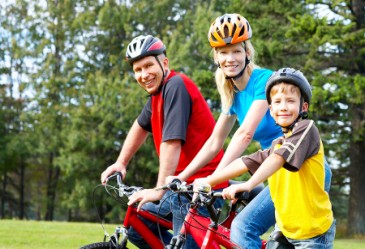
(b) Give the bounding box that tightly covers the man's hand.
[127,188,165,211]
[100,163,127,185]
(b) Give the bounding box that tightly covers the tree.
[287,0,365,236]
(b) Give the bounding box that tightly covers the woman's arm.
[177,113,236,181]
[215,100,268,172]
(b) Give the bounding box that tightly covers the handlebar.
[157,179,257,206]
[106,172,143,198]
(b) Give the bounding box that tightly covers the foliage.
[0,0,364,236]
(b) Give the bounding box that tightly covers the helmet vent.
[232,25,237,37]
[239,25,245,37]
[224,25,230,37]
[211,33,218,42]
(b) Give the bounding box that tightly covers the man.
[100,35,228,249]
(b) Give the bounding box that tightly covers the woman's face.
[215,43,247,78]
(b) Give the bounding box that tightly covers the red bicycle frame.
[122,204,173,248]
[167,181,267,249]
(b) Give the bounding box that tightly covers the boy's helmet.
[265,68,312,105]
[126,35,166,65]
[208,13,252,48]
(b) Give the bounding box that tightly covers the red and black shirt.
[138,70,228,189]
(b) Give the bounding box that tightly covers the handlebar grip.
[106,172,124,186]
[155,178,182,191]
[212,191,250,201]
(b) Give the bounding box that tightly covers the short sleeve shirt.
[242,120,333,239]
[136,70,228,189]
[227,68,282,149]
[138,80,191,144]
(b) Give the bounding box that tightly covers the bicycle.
[80,172,173,249]
[159,179,267,249]
[80,173,290,249]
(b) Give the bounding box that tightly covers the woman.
[173,13,332,248]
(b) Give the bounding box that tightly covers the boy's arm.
[206,157,249,187]
[222,153,285,199]
[244,153,285,191]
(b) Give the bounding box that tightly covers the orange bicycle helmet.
[208,13,252,48]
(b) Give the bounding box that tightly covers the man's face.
[132,55,166,94]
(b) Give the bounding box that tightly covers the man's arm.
[127,139,182,211]
[101,119,149,184]
[156,139,182,187]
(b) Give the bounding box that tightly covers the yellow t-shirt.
[243,120,333,239]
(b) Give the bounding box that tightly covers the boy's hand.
[222,183,248,200]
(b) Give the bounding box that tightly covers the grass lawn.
[0,219,364,249]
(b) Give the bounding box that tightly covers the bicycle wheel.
[79,241,127,249]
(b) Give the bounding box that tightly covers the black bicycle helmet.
[126,35,166,65]
[266,68,312,132]
[266,68,312,105]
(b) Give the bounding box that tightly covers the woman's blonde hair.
[214,40,258,113]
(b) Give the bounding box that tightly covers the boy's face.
[132,55,168,94]
[269,84,308,128]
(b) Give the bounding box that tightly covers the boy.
[199,68,336,248]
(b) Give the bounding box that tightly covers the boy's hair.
[269,82,301,101]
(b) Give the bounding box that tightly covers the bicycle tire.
[79,241,127,249]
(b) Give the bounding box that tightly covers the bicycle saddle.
[271,231,293,246]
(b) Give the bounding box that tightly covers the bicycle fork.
[165,235,186,249]
[106,226,129,249]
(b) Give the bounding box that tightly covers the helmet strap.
[154,55,165,79]
[225,57,250,80]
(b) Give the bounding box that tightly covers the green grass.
[0,219,364,249]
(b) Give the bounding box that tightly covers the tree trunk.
[348,103,365,236]
[1,172,7,218]
[19,160,25,219]
[347,0,365,237]
[44,153,60,221]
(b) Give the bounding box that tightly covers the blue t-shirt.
[227,68,282,149]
